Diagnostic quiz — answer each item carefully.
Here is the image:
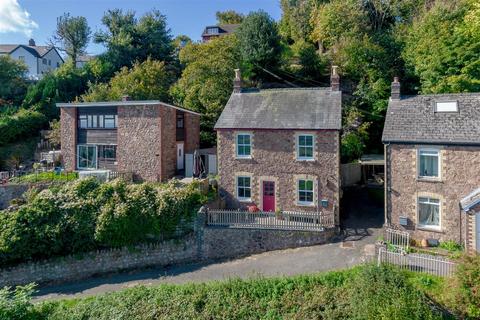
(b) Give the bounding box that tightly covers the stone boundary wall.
[0,211,337,287]
[0,183,52,210]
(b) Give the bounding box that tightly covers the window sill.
[297,202,315,207]
[416,225,442,233]
[236,156,252,160]
[238,198,252,203]
[296,158,315,162]
[416,177,442,183]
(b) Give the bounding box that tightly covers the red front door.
[263,181,275,212]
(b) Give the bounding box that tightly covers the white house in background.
[0,39,64,80]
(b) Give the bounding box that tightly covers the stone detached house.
[57,97,200,182]
[214,68,342,221]
[0,39,64,80]
[383,78,480,252]
[201,24,239,42]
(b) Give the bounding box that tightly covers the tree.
[51,13,91,63]
[170,35,240,146]
[94,9,173,72]
[279,0,319,44]
[237,10,282,82]
[82,59,173,102]
[216,10,244,24]
[0,55,28,107]
[403,0,480,93]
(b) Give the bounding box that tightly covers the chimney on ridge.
[330,66,340,91]
[391,77,401,100]
[122,95,131,102]
[233,69,242,93]
[28,39,36,46]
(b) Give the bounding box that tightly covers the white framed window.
[418,197,440,229]
[42,58,47,65]
[298,179,314,205]
[79,114,87,128]
[18,56,25,61]
[236,176,252,201]
[236,133,252,158]
[418,149,440,178]
[297,134,314,160]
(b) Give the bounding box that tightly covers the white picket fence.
[385,228,410,251]
[377,247,457,277]
[207,209,334,231]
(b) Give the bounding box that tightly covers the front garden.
[0,178,208,267]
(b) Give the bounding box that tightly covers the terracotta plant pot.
[421,238,429,247]
[247,205,259,213]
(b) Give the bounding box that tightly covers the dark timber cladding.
[77,106,118,144]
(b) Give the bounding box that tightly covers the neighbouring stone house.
[214,68,342,221]
[57,97,200,182]
[383,78,480,252]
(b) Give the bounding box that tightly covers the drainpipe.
[384,143,390,227]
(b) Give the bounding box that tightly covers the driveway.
[34,187,383,302]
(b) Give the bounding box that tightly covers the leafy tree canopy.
[237,10,282,82]
[216,10,244,24]
[0,55,28,107]
[170,35,240,146]
[51,13,91,63]
[82,59,173,102]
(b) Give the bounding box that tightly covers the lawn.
[4,264,460,320]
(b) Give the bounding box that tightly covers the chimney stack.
[28,39,35,46]
[233,69,242,93]
[391,77,401,100]
[122,95,131,102]
[330,66,340,91]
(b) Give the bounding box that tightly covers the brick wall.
[217,129,340,220]
[184,112,200,154]
[386,144,480,248]
[60,107,77,171]
[117,105,162,182]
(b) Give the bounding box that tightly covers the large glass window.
[418,197,440,228]
[297,134,314,160]
[77,145,97,169]
[236,133,252,158]
[298,179,314,205]
[78,114,117,129]
[237,176,251,201]
[419,149,439,178]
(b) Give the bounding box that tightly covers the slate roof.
[214,88,342,130]
[382,93,480,145]
[0,44,56,58]
[201,24,240,36]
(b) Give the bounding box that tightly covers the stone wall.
[60,107,77,171]
[386,144,480,248]
[217,129,340,220]
[117,105,163,182]
[0,183,52,209]
[0,211,336,287]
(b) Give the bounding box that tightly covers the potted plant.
[275,209,284,220]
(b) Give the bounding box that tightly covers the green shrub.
[0,109,48,147]
[439,240,463,253]
[346,264,442,320]
[37,266,445,320]
[0,178,205,266]
[10,171,78,184]
[0,284,38,320]
[454,255,480,318]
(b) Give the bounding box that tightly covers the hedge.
[0,179,206,267]
[0,109,48,147]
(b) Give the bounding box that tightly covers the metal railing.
[385,228,410,251]
[377,247,456,277]
[207,209,335,231]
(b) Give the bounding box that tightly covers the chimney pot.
[28,39,35,46]
[391,77,401,100]
[122,95,131,102]
[233,69,242,93]
[330,65,340,91]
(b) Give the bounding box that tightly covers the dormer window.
[435,101,458,113]
[206,27,219,35]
